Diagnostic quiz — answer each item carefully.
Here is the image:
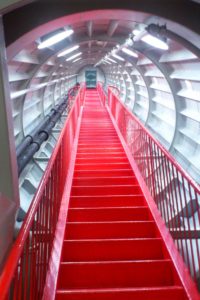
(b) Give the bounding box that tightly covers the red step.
[70,195,146,208]
[77,147,124,153]
[74,163,133,170]
[78,143,122,148]
[65,221,158,239]
[61,238,164,261]
[79,132,117,136]
[76,152,126,158]
[56,287,187,300]
[75,157,129,164]
[67,207,151,222]
[71,185,142,196]
[79,137,118,140]
[72,176,138,185]
[57,260,175,289]
[73,169,134,177]
[78,140,120,144]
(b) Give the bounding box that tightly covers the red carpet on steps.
[55,89,188,299]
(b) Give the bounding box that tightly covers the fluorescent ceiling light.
[11,89,28,99]
[94,62,100,67]
[111,52,125,61]
[11,76,75,99]
[102,60,111,65]
[73,57,81,63]
[58,45,79,57]
[106,57,117,63]
[122,48,138,58]
[141,34,168,50]
[66,74,77,78]
[132,29,140,35]
[38,29,74,49]
[124,38,133,47]
[66,52,82,61]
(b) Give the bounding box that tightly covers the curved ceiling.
[3,2,200,189]
[3,0,200,46]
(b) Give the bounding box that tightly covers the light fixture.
[133,27,168,50]
[111,52,125,61]
[72,57,82,63]
[141,34,169,50]
[102,59,111,65]
[11,78,63,99]
[58,45,79,57]
[105,57,117,63]
[124,38,133,47]
[132,29,140,36]
[38,29,74,49]
[66,52,82,61]
[11,89,29,99]
[122,48,138,58]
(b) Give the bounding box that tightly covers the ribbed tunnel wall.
[3,2,200,218]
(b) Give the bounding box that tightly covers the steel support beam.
[120,56,153,122]
[3,1,200,47]
[0,18,19,269]
[147,24,200,59]
[108,20,118,37]
[86,21,93,38]
[135,48,180,151]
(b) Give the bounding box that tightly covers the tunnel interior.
[2,1,200,226]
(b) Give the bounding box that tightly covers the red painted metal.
[58,260,176,289]
[56,288,187,300]
[97,82,107,106]
[107,86,200,297]
[54,89,196,299]
[0,85,85,300]
[109,85,121,97]
[1,85,200,299]
[43,105,84,300]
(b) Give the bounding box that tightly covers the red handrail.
[108,87,200,193]
[0,85,85,299]
[97,82,107,106]
[107,86,200,291]
[110,85,120,95]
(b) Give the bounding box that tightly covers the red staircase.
[55,89,188,299]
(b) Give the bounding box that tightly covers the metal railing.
[1,83,199,298]
[107,86,200,290]
[97,83,106,106]
[0,85,85,300]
